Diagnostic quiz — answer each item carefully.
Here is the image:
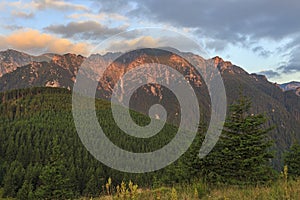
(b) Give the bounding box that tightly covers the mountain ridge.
[279,81,300,92]
[0,48,299,169]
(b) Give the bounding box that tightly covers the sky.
[0,0,299,83]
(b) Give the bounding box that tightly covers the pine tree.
[35,137,74,199]
[3,160,25,197]
[284,142,300,177]
[202,94,274,185]
[17,180,34,200]
[83,174,99,197]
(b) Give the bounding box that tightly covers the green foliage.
[2,161,25,197]
[34,138,75,199]
[0,87,202,198]
[0,87,283,198]
[17,180,34,200]
[284,143,300,177]
[84,175,99,197]
[202,93,275,185]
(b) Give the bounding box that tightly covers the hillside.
[0,87,206,198]
[0,87,298,199]
[0,49,299,169]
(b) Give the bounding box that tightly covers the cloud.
[1,29,90,56]
[91,0,136,14]
[102,33,204,55]
[11,11,34,19]
[68,13,128,22]
[205,39,228,52]
[278,63,300,74]
[32,0,89,11]
[134,0,300,50]
[141,0,300,39]
[44,21,127,40]
[2,25,24,30]
[252,46,272,58]
[258,70,280,78]
[277,45,300,74]
[3,0,88,12]
[106,36,160,52]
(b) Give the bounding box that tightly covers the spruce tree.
[17,180,33,200]
[202,94,274,185]
[35,137,74,199]
[3,161,25,197]
[284,142,300,177]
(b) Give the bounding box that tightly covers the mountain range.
[279,81,300,94]
[0,48,299,169]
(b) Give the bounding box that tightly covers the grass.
[74,176,300,200]
[1,173,300,199]
[79,177,300,200]
[1,179,300,199]
[204,179,300,200]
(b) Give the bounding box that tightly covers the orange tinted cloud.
[3,29,90,56]
[107,36,160,52]
[4,0,88,11]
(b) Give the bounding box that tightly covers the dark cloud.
[259,70,280,78]
[89,0,136,15]
[277,46,300,73]
[278,64,300,74]
[252,46,264,53]
[205,39,227,52]
[44,21,126,40]
[259,50,272,58]
[133,0,300,49]
[252,46,272,58]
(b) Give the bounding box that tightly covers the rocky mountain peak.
[0,49,34,77]
[50,53,84,73]
[280,81,300,91]
[212,56,232,68]
[211,56,247,75]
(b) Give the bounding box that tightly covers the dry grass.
[84,178,300,200]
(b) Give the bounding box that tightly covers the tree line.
[0,87,299,199]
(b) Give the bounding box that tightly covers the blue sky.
[0,0,299,83]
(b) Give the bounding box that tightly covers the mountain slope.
[0,87,202,198]
[0,49,299,169]
[0,49,56,77]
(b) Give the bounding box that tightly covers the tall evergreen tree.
[202,94,274,185]
[2,160,25,197]
[35,137,74,199]
[284,142,300,177]
[17,180,34,200]
[83,174,99,197]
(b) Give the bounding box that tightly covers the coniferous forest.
[0,87,300,199]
